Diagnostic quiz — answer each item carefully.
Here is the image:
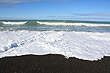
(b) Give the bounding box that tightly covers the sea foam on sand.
[0,30,110,61]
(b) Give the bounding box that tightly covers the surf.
[2,21,28,25]
[37,21,110,27]
[0,30,110,61]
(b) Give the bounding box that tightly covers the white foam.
[0,30,110,61]
[2,21,28,25]
[37,21,110,27]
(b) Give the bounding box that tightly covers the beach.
[0,0,110,73]
[0,54,110,73]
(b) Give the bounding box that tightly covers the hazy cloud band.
[0,0,66,7]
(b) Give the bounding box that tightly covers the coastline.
[0,54,110,73]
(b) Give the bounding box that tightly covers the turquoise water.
[0,20,110,32]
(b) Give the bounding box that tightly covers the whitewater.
[37,21,110,27]
[0,30,110,61]
[2,21,28,25]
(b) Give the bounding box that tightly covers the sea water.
[0,20,110,61]
[0,20,110,32]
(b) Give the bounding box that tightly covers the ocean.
[0,20,110,32]
[0,20,110,61]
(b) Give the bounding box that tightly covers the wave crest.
[37,21,110,27]
[2,21,28,25]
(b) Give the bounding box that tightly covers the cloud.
[0,0,66,7]
[70,13,110,17]
[36,15,110,21]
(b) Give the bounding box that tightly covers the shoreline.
[0,54,110,73]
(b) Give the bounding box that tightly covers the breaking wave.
[0,30,110,61]
[37,21,110,27]
[2,21,28,25]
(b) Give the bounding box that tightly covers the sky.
[0,0,110,21]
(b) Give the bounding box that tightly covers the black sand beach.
[0,54,110,73]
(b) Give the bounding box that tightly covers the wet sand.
[0,54,110,73]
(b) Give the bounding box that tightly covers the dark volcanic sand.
[0,54,110,73]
